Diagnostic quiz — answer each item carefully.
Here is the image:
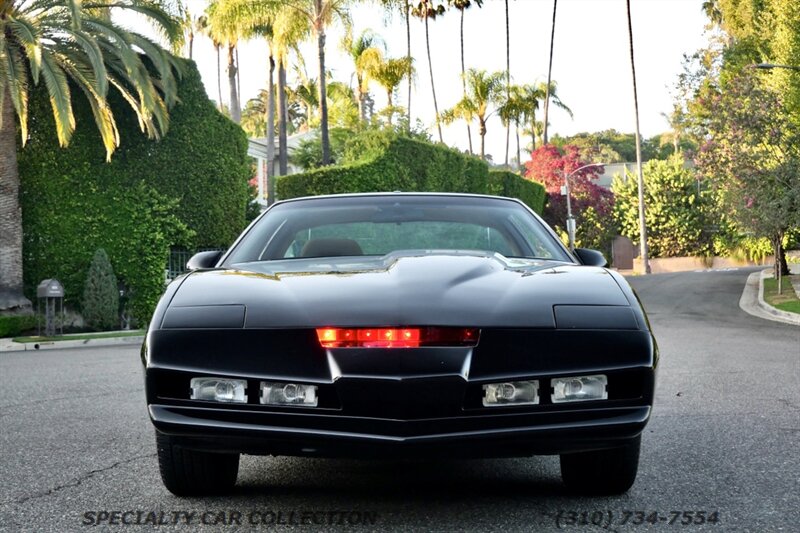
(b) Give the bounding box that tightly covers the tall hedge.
[487,170,547,215]
[277,133,545,214]
[18,60,251,323]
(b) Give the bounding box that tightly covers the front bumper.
[150,403,651,459]
[145,327,656,458]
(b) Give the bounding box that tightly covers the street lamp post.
[562,162,605,250]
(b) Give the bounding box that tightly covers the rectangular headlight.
[260,382,318,406]
[482,380,539,406]
[551,375,608,403]
[190,377,247,403]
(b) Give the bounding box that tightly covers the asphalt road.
[1,268,798,532]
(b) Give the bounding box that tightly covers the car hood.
[162,253,634,329]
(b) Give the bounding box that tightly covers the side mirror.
[186,250,224,271]
[574,248,608,267]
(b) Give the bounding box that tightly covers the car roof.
[272,191,526,206]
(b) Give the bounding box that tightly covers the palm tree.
[273,8,310,174]
[626,0,650,273]
[504,0,511,165]
[498,84,524,168]
[448,0,482,154]
[412,1,446,142]
[206,1,243,123]
[370,57,414,125]
[523,81,571,151]
[376,0,414,128]
[342,28,384,122]
[0,0,182,314]
[542,0,557,145]
[404,0,413,128]
[252,1,351,165]
[289,68,320,130]
[440,69,504,159]
[179,12,211,61]
[189,14,222,110]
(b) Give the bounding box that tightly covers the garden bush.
[277,132,545,214]
[613,155,713,257]
[82,249,120,331]
[19,60,250,323]
[0,315,37,338]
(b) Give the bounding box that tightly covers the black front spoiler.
[149,404,650,459]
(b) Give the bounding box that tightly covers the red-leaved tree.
[524,145,615,253]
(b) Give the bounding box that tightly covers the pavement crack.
[0,389,141,412]
[1,453,155,506]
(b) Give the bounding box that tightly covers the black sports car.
[143,193,657,496]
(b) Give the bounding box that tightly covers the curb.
[739,270,800,326]
[0,334,144,353]
[757,269,800,324]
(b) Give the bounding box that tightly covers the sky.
[182,0,711,163]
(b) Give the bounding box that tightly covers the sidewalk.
[0,331,145,352]
[739,267,800,326]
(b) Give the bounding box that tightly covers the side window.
[507,214,557,259]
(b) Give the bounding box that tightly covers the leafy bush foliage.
[0,315,37,338]
[19,60,250,323]
[487,171,547,215]
[612,155,713,258]
[277,131,545,214]
[290,128,352,169]
[82,249,120,331]
[525,145,615,253]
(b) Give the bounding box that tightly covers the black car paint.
[143,194,657,459]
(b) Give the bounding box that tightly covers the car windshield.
[224,195,572,265]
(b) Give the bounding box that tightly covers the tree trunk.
[189,33,194,60]
[266,54,276,205]
[316,5,331,166]
[425,14,443,143]
[227,44,240,123]
[774,233,789,280]
[504,0,511,166]
[387,90,393,126]
[543,0,557,145]
[460,9,473,154]
[0,89,33,314]
[515,124,521,169]
[479,118,486,160]
[357,74,366,123]
[626,0,650,274]
[236,47,241,109]
[278,60,288,176]
[405,0,412,130]
[216,45,223,112]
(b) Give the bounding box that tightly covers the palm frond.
[56,55,119,159]
[39,51,75,146]
[7,15,42,85]
[3,44,31,142]
[63,27,108,96]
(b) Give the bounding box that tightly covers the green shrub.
[487,170,547,214]
[612,155,713,257]
[0,315,37,338]
[277,132,545,214]
[82,249,120,331]
[19,60,249,323]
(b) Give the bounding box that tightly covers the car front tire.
[155,431,239,496]
[560,436,641,495]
